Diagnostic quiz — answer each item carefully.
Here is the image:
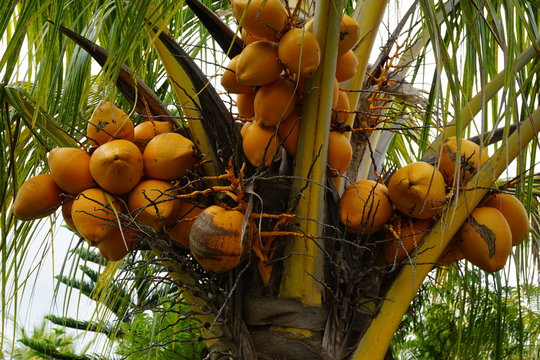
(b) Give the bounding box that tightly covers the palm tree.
[1,1,539,359]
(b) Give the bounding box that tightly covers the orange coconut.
[457,207,512,273]
[335,50,359,82]
[128,179,182,231]
[278,28,321,77]
[437,237,464,266]
[438,136,489,185]
[387,162,446,219]
[236,41,282,86]
[242,121,280,166]
[231,0,288,38]
[277,107,301,156]
[305,15,361,55]
[98,227,138,261]
[481,193,529,246]
[167,203,205,249]
[385,217,433,264]
[89,139,144,195]
[254,77,297,127]
[240,121,253,137]
[332,89,351,123]
[189,205,250,272]
[61,200,79,235]
[13,174,63,221]
[327,131,352,176]
[134,121,175,143]
[221,55,256,94]
[241,28,273,44]
[48,147,95,194]
[71,188,121,246]
[87,101,134,146]
[237,92,256,119]
[339,180,393,234]
[143,132,196,180]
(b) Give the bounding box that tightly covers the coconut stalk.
[279,0,343,309]
[352,106,540,359]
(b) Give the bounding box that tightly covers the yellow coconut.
[305,15,361,55]
[438,136,489,185]
[242,121,280,166]
[241,28,274,44]
[236,41,283,86]
[134,120,175,143]
[71,188,121,246]
[278,28,321,77]
[240,121,253,138]
[189,205,250,272]
[457,207,512,273]
[332,89,351,123]
[13,174,63,221]
[61,200,79,235]
[143,132,196,180]
[437,237,464,266]
[387,162,447,219]
[221,55,256,94]
[335,50,359,82]
[87,101,134,146]
[128,179,182,231]
[339,180,393,234]
[231,0,288,38]
[237,92,256,119]
[254,77,297,127]
[327,131,352,176]
[98,227,138,261]
[167,203,205,249]
[385,217,433,264]
[481,193,529,246]
[277,107,301,156]
[89,139,144,195]
[48,147,95,194]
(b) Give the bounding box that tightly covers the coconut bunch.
[338,136,530,273]
[225,0,360,175]
[13,101,255,273]
[13,101,197,262]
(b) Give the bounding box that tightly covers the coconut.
[384,216,433,264]
[48,147,95,194]
[438,136,489,185]
[13,174,63,221]
[189,205,251,272]
[387,162,446,219]
[231,0,288,38]
[339,180,393,234]
[89,139,144,195]
[71,188,121,246]
[254,77,297,127]
[236,41,282,86]
[277,107,301,156]
[87,101,134,146]
[481,193,529,246]
[457,207,512,273]
[221,55,256,94]
[327,131,352,176]
[128,179,182,231]
[278,28,321,78]
[335,50,359,82]
[167,203,205,249]
[143,132,196,180]
[242,121,280,166]
[98,227,138,261]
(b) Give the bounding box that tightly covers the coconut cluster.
[338,137,530,273]
[226,0,360,175]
